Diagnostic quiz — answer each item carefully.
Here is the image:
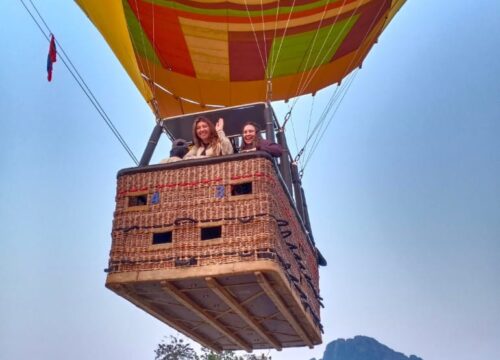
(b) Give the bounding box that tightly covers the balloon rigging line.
[152,0,157,101]
[288,0,388,173]
[114,2,152,102]
[286,0,351,119]
[269,0,298,80]
[260,0,268,72]
[293,0,353,100]
[302,69,359,173]
[290,0,375,114]
[142,74,225,109]
[301,85,353,173]
[288,0,337,101]
[298,0,389,166]
[291,0,350,103]
[269,0,281,83]
[149,3,162,121]
[243,0,267,80]
[130,0,160,110]
[288,109,300,155]
[290,0,355,112]
[284,0,346,152]
[288,73,350,169]
[131,0,154,91]
[295,0,387,106]
[300,78,345,166]
[298,80,342,165]
[20,0,139,165]
[290,70,346,169]
[304,94,316,152]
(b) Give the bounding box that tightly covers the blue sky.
[1,1,499,360]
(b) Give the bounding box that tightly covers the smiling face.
[243,124,257,145]
[196,120,212,144]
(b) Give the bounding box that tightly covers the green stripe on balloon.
[124,0,160,64]
[143,0,344,18]
[267,14,358,78]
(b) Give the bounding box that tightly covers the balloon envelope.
[76,0,405,118]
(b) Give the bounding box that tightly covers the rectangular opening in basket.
[201,226,222,240]
[128,194,148,207]
[152,231,172,245]
[231,182,252,196]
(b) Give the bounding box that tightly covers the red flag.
[47,34,57,81]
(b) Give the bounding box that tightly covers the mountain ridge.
[320,335,422,360]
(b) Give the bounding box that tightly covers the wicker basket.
[106,152,323,351]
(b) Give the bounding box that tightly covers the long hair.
[192,116,218,148]
[241,121,262,150]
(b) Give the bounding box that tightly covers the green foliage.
[200,347,271,360]
[155,336,272,360]
[155,336,199,360]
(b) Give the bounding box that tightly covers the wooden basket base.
[106,261,322,351]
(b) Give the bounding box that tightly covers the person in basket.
[185,116,234,158]
[240,121,282,157]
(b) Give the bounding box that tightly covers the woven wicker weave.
[107,153,322,350]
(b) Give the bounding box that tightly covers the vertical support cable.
[290,162,305,222]
[291,162,314,244]
[300,185,314,243]
[276,129,293,194]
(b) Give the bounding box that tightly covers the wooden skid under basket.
[106,261,321,351]
[106,153,323,351]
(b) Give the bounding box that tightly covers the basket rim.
[117,151,273,177]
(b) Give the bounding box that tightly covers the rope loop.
[276,219,289,227]
[237,216,254,224]
[174,217,198,226]
[282,110,292,129]
[294,147,305,163]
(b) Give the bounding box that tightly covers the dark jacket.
[242,139,283,157]
[258,139,283,157]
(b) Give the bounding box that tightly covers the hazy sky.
[1,1,499,360]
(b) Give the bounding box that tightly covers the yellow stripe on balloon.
[75,0,154,104]
[180,17,230,81]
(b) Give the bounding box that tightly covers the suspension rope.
[20,0,139,165]
[260,0,268,70]
[243,0,267,78]
[291,0,355,109]
[304,94,316,150]
[129,0,169,117]
[297,83,341,163]
[292,78,341,165]
[281,109,291,128]
[142,74,225,109]
[285,0,353,120]
[297,0,387,102]
[269,0,281,81]
[269,0,298,79]
[288,0,335,103]
[280,0,335,136]
[287,107,300,155]
[289,0,389,175]
[301,69,358,172]
[131,0,154,91]
[151,0,157,101]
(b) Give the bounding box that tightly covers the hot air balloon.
[76,0,404,352]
